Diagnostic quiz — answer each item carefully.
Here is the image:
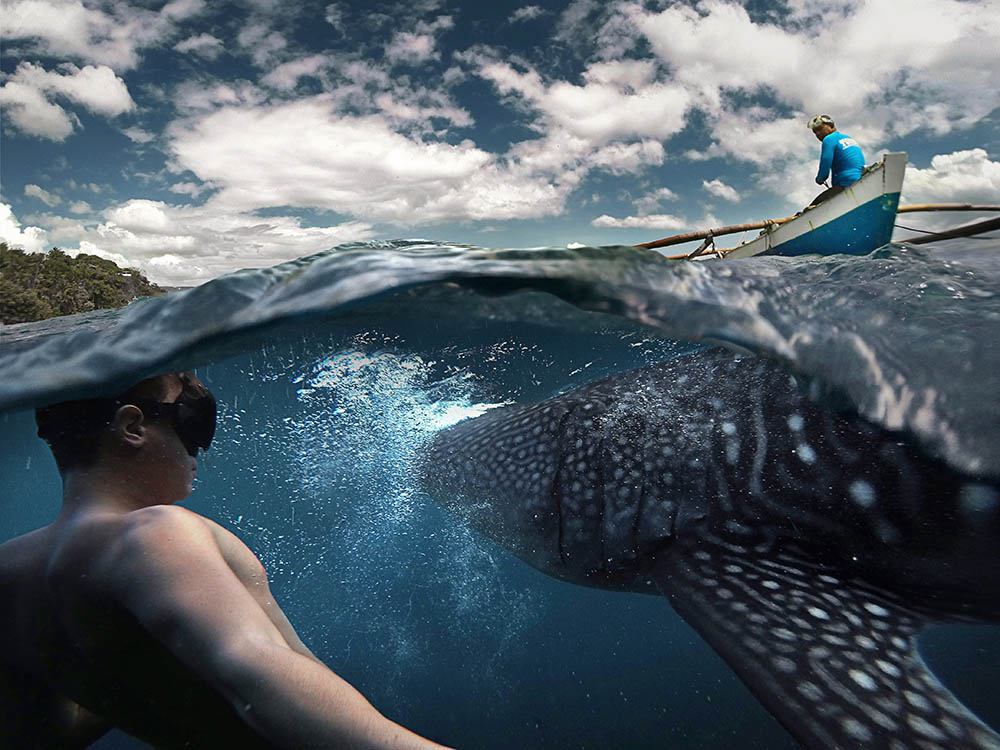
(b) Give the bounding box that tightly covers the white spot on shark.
[725,441,740,465]
[876,660,902,678]
[864,602,891,618]
[798,681,823,701]
[904,690,933,712]
[855,635,878,650]
[908,715,948,741]
[841,717,873,742]
[796,443,816,464]
[960,484,999,514]
[849,669,878,691]
[849,480,876,508]
[772,656,797,673]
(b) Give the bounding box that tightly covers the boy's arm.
[816,137,834,183]
[103,507,450,750]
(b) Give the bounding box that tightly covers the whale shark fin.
[652,539,1000,749]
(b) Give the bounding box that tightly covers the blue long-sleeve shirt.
[816,131,865,186]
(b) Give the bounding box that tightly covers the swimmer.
[0,371,451,749]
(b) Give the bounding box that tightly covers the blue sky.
[2,0,999,285]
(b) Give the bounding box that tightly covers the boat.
[637,152,907,259]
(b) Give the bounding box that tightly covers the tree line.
[1,242,165,324]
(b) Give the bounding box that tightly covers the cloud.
[237,21,288,67]
[0,62,134,140]
[902,149,1000,205]
[509,5,544,23]
[68,200,92,214]
[174,33,224,60]
[166,95,573,224]
[25,184,61,206]
[122,126,156,144]
[2,0,204,70]
[261,55,329,91]
[0,203,49,253]
[0,78,76,141]
[67,242,133,270]
[702,178,740,202]
[590,141,665,175]
[21,211,88,242]
[106,200,174,234]
[626,0,1000,152]
[470,55,690,147]
[591,213,687,230]
[324,3,346,33]
[633,187,678,215]
[554,0,600,44]
[385,16,453,66]
[16,198,378,286]
[169,182,209,198]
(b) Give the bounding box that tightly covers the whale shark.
[421,347,1000,749]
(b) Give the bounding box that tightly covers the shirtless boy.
[0,372,450,749]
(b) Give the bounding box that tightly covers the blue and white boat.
[638,152,907,260]
[723,151,906,258]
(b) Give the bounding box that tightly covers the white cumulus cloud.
[0,62,134,140]
[626,0,1000,156]
[0,203,49,253]
[25,184,61,207]
[902,149,1000,205]
[2,0,204,70]
[591,213,687,230]
[166,95,573,224]
[385,16,453,66]
[19,198,377,286]
[174,32,224,60]
[510,5,544,23]
[261,55,330,91]
[703,178,740,202]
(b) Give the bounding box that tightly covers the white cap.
[808,114,834,130]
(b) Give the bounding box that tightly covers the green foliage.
[0,242,166,324]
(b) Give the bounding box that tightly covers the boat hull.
[723,152,906,259]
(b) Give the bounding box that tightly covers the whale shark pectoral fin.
[652,539,1000,750]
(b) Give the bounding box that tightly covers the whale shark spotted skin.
[422,348,1000,749]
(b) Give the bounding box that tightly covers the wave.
[1,240,997,478]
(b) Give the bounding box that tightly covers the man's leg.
[808,184,846,207]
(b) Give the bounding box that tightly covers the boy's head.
[36,372,216,472]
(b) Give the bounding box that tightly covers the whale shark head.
[422,348,1000,748]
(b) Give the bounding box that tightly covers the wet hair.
[35,372,211,472]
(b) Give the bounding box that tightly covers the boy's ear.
[113,405,147,450]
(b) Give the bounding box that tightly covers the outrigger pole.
[901,215,1000,245]
[635,218,794,251]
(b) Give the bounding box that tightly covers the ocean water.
[1,240,998,749]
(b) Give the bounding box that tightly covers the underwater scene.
[2,240,999,749]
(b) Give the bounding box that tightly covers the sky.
[2,0,999,286]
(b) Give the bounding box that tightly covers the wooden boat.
[638,152,908,259]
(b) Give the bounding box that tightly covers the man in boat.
[807,114,865,207]
[0,371,451,749]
